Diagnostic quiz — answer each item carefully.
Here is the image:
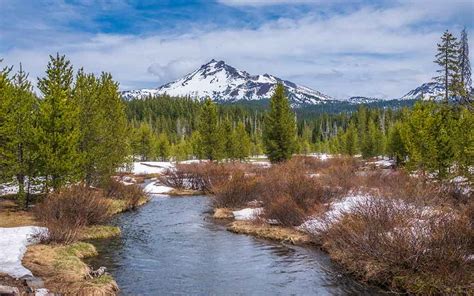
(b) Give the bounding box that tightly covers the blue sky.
[1,0,473,99]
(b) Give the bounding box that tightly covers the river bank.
[0,183,149,295]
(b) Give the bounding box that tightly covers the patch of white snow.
[0,226,47,279]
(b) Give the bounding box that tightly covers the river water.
[88,195,386,296]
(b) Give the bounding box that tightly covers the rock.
[90,267,107,278]
[0,285,20,296]
[20,275,44,290]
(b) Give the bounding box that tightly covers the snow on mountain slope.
[400,82,445,101]
[347,96,381,104]
[121,59,335,106]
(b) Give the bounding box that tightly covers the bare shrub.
[320,197,473,294]
[363,170,465,206]
[105,179,147,210]
[263,194,308,226]
[213,172,260,208]
[170,162,250,193]
[318,157,360,193]
[260,161,329,226]
[158,168,188,189]
[34,184,112,244]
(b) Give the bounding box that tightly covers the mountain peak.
[121,60,335,106]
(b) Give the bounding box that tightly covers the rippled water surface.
[88,196,385,296]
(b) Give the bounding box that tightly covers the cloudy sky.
[1,0,473,99]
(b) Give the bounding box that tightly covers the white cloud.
[1,1,472,99]
[217,0,325,6]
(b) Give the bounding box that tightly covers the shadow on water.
[87,196,387,296]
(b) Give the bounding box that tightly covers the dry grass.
[213,208,234,219]
[228,221,313,245]
[23,242,118,296]
[78,225,121,240]
[0,199,37,227]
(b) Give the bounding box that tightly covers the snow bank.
[308,153,332,160]
[369,157,395,168]
[143,182,173,194]
[298,195,371,234]
[233,208,263,221]
[0,226,47,279]
[132,162,175,175]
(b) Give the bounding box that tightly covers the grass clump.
[23,242,118,296]
[78,225,121,240]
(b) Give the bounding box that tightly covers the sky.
[1,0,473,100]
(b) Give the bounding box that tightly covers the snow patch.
[143,182,173,194]
[233,208,263,221]
[298,195,371,234]
[131,162,175,175]
[0,226,47,279]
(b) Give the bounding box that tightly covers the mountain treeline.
[0,54,129,206]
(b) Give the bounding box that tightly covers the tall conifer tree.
[263,83,297,163]
[458,27,472,106]
[434,30,460,103]
[37,54,80,189]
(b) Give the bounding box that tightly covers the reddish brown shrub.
[318,157,360,193]
[169,162,252,193]
[259,161,330,226]
[320,197,473,295]
[34,184,112,244]
[105,179,147,210]
[263,194,307,226]
[213,172,261,208]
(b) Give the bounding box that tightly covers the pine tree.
[433,105,455,178]
[343,122,358,156]
[458,27,472,106]
[96,72,130,183]
[37,54,81,190]
[453,107,474,178]
[8,65,39,206]
[197,98,223,161]
[221,118,236,160]
[434,30,460,103]
[233,121,251,161]
[74,69,101,185]
[133,123,154,161]
[155,132,171,161]
[386,122,407,165]
[263,83,297,163]
[0,60,12,182]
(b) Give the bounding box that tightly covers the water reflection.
[87,196,385,296]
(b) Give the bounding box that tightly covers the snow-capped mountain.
[121,59,335,106]
[400,82,445,100]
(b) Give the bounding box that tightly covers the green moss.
[63,242,98,258]
[91,274,114,285]
[79,225,121,240]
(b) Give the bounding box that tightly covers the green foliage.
[37,54,81,189]
[197,98,224,161]
[386,122,407,165]
[263,84,297,163]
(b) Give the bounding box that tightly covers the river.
[88,195,386,295]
